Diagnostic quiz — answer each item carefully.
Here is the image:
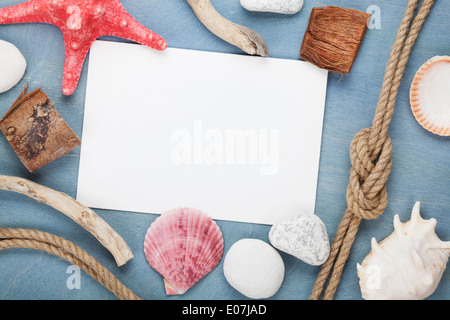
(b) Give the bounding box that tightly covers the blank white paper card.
[77,40,328,225]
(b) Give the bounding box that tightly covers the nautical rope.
[309,0,435,300]
[0,228,141,300]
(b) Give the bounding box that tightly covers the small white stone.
[0,40,26,93]
[240,0,304,14]
[269,213,330,266]
[223,239,284,299]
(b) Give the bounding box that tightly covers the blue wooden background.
[0,0,448,300]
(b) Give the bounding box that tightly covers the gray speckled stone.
[269,213,330,266]
[240,0,304,14]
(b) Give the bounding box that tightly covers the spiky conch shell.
[357,202,450,300]
[144,208,224,295]
[410,56,450,136]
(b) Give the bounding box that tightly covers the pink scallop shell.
[144,208,224,295]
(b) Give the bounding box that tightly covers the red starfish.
[0,0,167,95]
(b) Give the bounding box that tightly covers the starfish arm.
[61,36,92,95]
[101,1,167,51]
[0,0,51,24]
[0,0,167,95]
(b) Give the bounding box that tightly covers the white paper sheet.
[77,40,328,225]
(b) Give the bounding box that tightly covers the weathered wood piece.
[187,0,269,56]
[0,87,81,172]
[0,174,134,267]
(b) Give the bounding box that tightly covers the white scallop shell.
[410,56,450,136]
[357,202,450,300]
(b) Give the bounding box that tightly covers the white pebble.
[0,40,26,93]
[223,239,284,299]
[269,213,330,266]
[240,0,304,14]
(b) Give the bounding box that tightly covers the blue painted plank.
[0,0,448,300]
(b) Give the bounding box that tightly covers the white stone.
[240,0,304,14]
[269,213,330,266]
[0,40,26,93]
[223,239,284,299]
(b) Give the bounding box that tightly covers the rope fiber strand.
[0,228,141,300]
[309,0,435,300]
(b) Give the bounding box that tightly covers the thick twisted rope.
[0,228,141,300]
[309,0,435,300]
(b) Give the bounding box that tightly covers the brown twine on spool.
[309,0,435,300]
[0,228,141,300]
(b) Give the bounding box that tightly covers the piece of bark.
[0,86,81,172]
[300,6,371,74]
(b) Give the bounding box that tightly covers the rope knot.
[346,127,392,220]
[309,0,435,300]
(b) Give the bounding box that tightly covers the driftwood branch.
[187,0,269,56]
[0,175,133,267]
